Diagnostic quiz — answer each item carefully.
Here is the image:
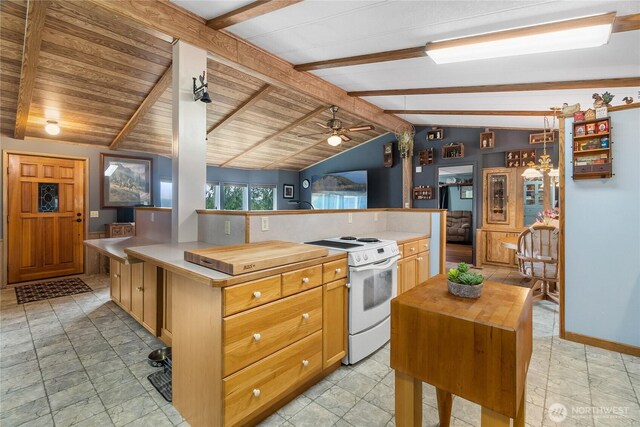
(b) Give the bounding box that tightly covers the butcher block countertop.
[124,242,346,287]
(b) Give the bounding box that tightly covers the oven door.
[348,256,399,334]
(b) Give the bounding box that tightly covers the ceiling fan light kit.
[296,105,375,146]
[426,12,615,64]
[44,120,60,136]
[327,134,342,146]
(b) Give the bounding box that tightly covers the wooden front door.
[7,154,85,283]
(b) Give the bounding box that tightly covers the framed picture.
[283,184,294,199]
[100,153,153,208]
[460,185,473,199]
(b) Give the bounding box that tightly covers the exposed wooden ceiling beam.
[294,13,639,72]
[110,63,172,150]
[206,1,303,30]
[612,13,640,32]
[263,135,328,169]
[220,106,325,167]
[85,0,409,132]
[207,84,273,135]
[14,0,50,140]
[385,110,560,116]
[294,46,425,72]
[348,77,640,97]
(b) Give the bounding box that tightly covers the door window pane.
[223,183,248,210]
[250,185,275,210]
[38,183,59,212]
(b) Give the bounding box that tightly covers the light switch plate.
[224,221,231,235]
[261,217,269,231]
[348,213,353,223]
[374,212,379,222]
[416,166,422,173]
[90,211,99,218]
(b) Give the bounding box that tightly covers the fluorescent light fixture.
[44,120,60,135]
[104,164,118,177]
[426,12,615,64]
[327,134,342,146]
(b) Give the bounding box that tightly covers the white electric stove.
[306,237,400,364]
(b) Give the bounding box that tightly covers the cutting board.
[184,240,329,275]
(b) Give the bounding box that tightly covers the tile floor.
[1,269,639,427]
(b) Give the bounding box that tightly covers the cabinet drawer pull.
[302,313,309,320]
[410,247,415,252]
[302,359,309,367]
[253,291,262,299]
[113,274,120,279]
[136,287,143,292]
[253,333,261,341]
[252,389,261,397]
[335,268,341,274]
[302,277,310,284]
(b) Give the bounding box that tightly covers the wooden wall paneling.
[14,0,49,139]
[110,63,172,149]
[206,0,303,30]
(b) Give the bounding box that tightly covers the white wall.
[564,109,640,347]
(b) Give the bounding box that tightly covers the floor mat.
[14,277,93,304]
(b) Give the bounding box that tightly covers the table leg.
[395,371,422,427]
[481,407,510,426]
[436,388,452,427]
[514,382,526,427]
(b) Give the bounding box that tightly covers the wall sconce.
[193,70,212,103]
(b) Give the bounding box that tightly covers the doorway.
[6,153,86,284]
[438,165,474,265]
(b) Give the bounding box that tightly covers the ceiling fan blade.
[315,122,329,129]
[347,124,375,132]
[297,130,329,138]
[340,134,351,142]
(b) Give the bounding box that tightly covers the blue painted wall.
[300,133,402,208]
[564,109,640,347]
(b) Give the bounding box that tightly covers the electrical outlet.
[90,211,99,218]
[415,166,422,173]
[374,212,379,222]
[224,220,231,235]
[150,212,155,222]
[348,213,353,223]
[261,217,269,231]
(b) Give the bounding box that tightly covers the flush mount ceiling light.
[327,134,342,146]
[44,120,60,135]
[426,12,615,64]
[193,70,212,103]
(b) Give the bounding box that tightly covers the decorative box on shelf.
[106,222,135,237]
[413,186,434,200]
[419,148,434,165]
[572,116,612,179]
[427,128,444,140]
[505,149,536,168]
[441,143,464,160]
[480,131,494,149]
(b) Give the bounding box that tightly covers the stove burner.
[340,236,357,240]
[357,237,380,243]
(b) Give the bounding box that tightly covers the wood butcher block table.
[391,275,532,427]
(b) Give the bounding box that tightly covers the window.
[160,179,172,207]
[205,181,219,209]
[222,183,248,210]
[250,184,276,211]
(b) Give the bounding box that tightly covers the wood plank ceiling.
[0,0,387,171]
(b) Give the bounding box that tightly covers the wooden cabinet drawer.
[403,241,419,257]
[223,331,322,427]
[281,265,322,296]
[418,238,430,252]
[223,275,282,316]
[223,287,322,376]
[322,259,347,283]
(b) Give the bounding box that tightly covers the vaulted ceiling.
[2,0,638,171]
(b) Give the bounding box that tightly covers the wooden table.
[391,275,532,427]
[499,235,519,250]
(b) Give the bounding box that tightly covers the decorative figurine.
[622,96,634,104]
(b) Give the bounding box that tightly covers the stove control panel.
[348,243,399,267]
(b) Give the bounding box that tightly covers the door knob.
[76,213,82,216]
[76,219,82,223]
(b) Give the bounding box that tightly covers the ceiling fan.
[298,105,375,146]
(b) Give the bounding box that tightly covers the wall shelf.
[572,117,612,180]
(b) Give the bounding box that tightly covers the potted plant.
[447,262,484,298]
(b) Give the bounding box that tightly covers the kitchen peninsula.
[84,208,445,427]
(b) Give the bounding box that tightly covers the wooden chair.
[516,224,559,303]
